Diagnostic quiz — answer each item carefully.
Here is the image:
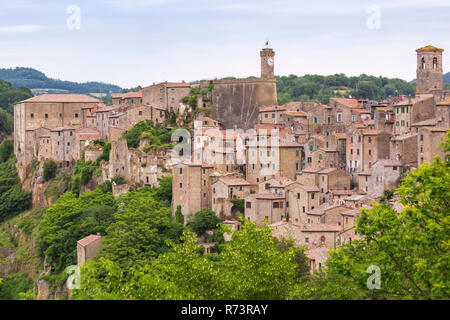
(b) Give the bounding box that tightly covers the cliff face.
[209,78,277,130]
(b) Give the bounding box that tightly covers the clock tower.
[260,44,275,79]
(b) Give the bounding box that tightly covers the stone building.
[142,81,191,113]
[417,126,448,165]
[245,138,302,187]
[390,133,418,166]
[358,160,403,196]
[77,234,103,267]
[212,177,251,220]
[200,46,278,130]
[416,45,444,94]
[244,192,286,224]
[172,161,215,218]
[14,94,102,180]
[393,96,436,136]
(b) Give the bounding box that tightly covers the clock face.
[267,58,274,66]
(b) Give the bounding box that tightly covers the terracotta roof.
[415,45,444,52]
[283,111,307,117]
[299,185,320,192]
[394,96,432,106]
[218,177,250,186]
[421,126,448,132]
[97,106,117,112]
[21,94,102,104]
[265,177,295,188]
[76,133,101,141]
[353,108,371,114]
[331,189,353,195]
[333,132,347,140]
[300,223,341,232]
[319,168,337,174]
[330,97,359,109]
[77,234,101,247]
[255,193,285,200]
[121,90,143,99]
[375,159,402,167]
[50,126,81,132]
[259,105,287,112]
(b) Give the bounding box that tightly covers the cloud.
[0,25,48,34]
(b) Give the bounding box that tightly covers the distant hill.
[443,72,450,84]
[0,67,122,95]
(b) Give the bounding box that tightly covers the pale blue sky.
[0,0,449,88]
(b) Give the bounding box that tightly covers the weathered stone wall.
[206,78,277,130]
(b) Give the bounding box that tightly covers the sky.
[0,0,449,88]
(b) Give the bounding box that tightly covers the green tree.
[43,161,57,181]
[99,192,175,267]
[0,139,13,163]
[325,132,450,299]
[73,220,299,300]
[187,209,221,237]
[175,205,184,225]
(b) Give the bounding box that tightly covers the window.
[273,202,279,208]
[297,193,300,199]
[59,113,62,118]
[296,150,300,157]
[337,113,342,123]
[311,193,315,200]
[314,117,318,124]
[368,137,372,143]
[139,111,143,116]
[433,57,438,69]
[305,237,309,243]
[421,57,426,69]
[246,202,251,208]
[179,183,182,188]
[30,113,34,118]
[75,113,79,118]
[45,114,48,119]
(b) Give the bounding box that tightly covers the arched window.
[433,57,438,70]
[421,57,426,69]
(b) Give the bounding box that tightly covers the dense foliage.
[43,161,57,181]
[0,139,13,163]
[318,132,450,299]
[276,73,416,105]
[121,120,174,149]
[0,155,31,221]
[186,208,221,237]
[0,67,122,94]
[0,273,34,300]
[72,220,306,300]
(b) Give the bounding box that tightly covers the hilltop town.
[10,44,450,277]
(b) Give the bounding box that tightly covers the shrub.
[0,139,13,163]
[43,161,57,181]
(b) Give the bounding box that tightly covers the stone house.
[14,94,102,181]
[390,133,418,166]
[359,159,403,196]
[142,81,191,113]
[172,161,215,218]
[245,137,302,187]
[244,193,286,224]
[417,126,448,165]
[77,234,102,267]
[259,105,287,124]
[393,96,435,135]
[436,97,450,129]
[212,177,251,220]
[285,183,320,224]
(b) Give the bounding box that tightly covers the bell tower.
[416,45,444,93]
[260,41,275,79]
